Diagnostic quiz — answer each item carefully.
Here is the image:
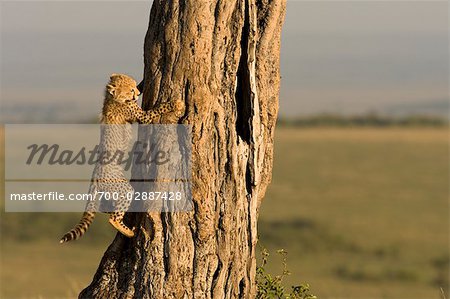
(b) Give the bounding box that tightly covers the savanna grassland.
[1,127,449,299]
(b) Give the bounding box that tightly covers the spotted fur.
[60,74,183,243]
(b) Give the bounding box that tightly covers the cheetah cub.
[60,74,184,243]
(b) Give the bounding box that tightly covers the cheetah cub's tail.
[59,212,96,244]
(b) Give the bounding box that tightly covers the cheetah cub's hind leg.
[109,212,135,238]
[107,182,135,238]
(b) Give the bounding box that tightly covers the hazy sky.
[0,1,448,121]
[281,1,448,115]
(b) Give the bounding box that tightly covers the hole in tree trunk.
[235,0,252,144]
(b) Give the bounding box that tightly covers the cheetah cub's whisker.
[59,73,184,244]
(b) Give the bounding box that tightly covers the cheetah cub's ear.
[106,84,116,96]
[110,73,120,79]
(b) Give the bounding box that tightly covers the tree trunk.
[80,0,285,298]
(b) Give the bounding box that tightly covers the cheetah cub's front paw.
[109,218,135,238]
[173,99,185,117]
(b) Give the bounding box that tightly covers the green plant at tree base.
[256,248,317,299]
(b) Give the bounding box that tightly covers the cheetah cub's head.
[106,74,140,104]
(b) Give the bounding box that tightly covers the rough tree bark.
[80,0,285,298]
